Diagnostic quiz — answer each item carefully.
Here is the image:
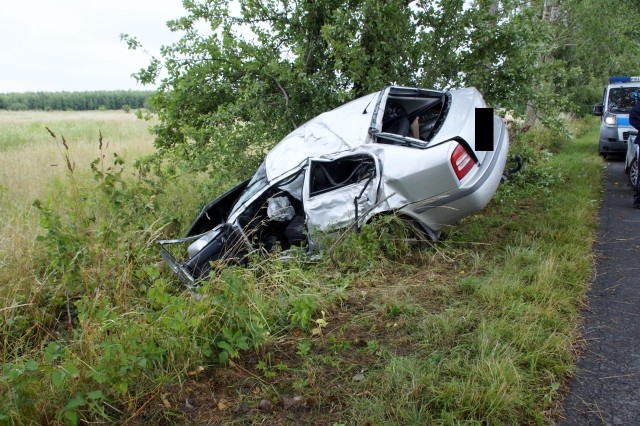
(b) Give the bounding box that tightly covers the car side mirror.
[593,103,604,116]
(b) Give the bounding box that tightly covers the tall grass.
[0,111,154,257]
[0,115,603,424]
[345,124,602,424]
[0,110,155,202]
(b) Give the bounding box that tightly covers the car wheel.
[630,156,638,188]
[395,215,433,246]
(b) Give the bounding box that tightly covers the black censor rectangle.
[475,108,494,151]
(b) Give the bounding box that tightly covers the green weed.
[0,116,603,424]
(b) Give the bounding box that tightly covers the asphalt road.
[559,156,640,425]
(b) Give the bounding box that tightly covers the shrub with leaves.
[328,215,415,271]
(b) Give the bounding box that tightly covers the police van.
[593,76,640,157]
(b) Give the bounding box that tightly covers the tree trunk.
[526,0,562,126]
[542,0,561,23]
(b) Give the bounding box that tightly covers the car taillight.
[451,143,476,180]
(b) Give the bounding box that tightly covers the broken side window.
[376,88,450,147]
[309,155,376,197]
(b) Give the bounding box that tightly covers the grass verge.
[0,118,603,424]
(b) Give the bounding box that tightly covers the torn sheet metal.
[159,85,509,284]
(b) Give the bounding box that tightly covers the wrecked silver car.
[160,86,509,284]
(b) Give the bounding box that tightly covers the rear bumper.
[403,117,509,234]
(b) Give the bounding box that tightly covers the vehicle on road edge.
[593,76,640,158]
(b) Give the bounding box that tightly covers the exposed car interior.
[381,89,448,143]
[235,171,307,252]
[237,190,305,251]
[230,154,377,252]
[309,155,376,196]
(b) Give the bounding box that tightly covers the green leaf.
[86,390,104,401]
[51,369,66,388]
[65,394,85,410]
[25,359,38,371]
[63,361,80,378]
[217,341,231,352]
[142,264,160,279]
[222,327,234,341]
[236,337,249,351]
[64,410,78,426]
[44,342,61,364]
[87,369,108,384]
[190,316,201,328]
[117,382,128,395]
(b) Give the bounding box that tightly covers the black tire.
[630,156,638,188]
[395,214,434,245]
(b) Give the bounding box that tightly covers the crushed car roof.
[264,87,487,182]
[265,93,377,182]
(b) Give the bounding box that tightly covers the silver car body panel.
[261,86,507,240]
[163,85,510,283]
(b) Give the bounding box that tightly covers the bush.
[0,129,349,422]
[328,214,416,271]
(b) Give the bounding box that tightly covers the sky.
[0,0,187,93]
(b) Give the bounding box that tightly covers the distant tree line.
[0,91,154,111]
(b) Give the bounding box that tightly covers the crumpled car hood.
[264,93,377,182]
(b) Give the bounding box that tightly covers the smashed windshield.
[608,87,640,113]
[230,162,268,216]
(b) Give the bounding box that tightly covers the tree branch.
[267,73,297,129]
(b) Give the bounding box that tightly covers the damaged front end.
[159,85,510,285]
[159,223,250,286]
[158,162,311,286]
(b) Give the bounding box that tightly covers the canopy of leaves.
[554,0,640,114]
[125,0,640,180]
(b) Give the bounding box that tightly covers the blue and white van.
[593,76,640,157]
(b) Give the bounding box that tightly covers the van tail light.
[451,143,476,180]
